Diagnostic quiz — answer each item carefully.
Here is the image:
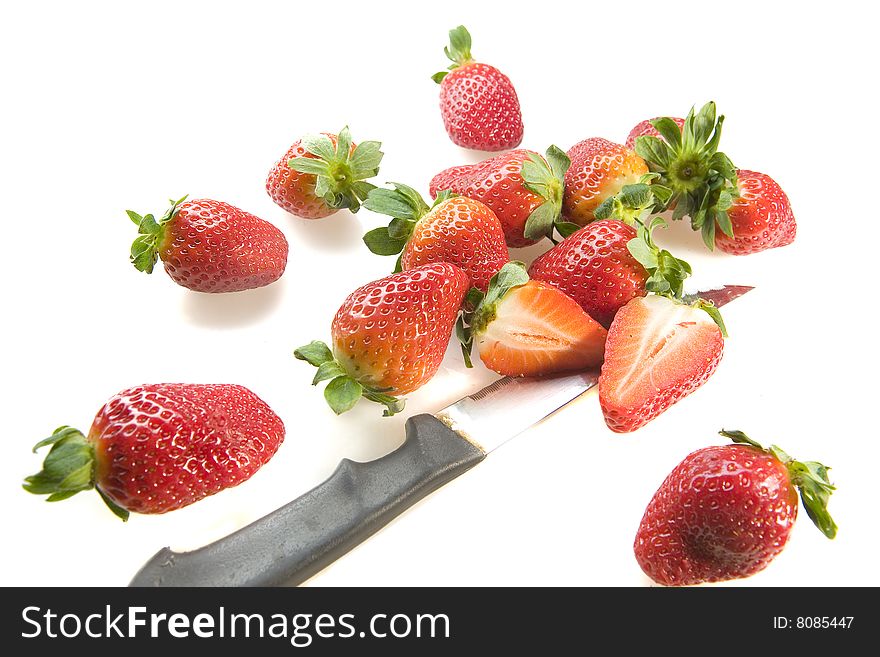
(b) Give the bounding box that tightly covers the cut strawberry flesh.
[477,281,607,377]
[599,295,723,432]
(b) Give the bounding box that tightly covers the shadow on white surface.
[285,211,366,253]
[181,278,287,328]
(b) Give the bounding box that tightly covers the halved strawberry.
[599,295,725,433]
[458,262,607,377]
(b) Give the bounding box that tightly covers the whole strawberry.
[128,196,288,293]
[429,146,572,247]
[432,26,523,151]
[635,430,837,586]
[625,116,684,150]
[295,263,469,416]
[529,219,647,327]
[563,138,648,226]
[714,169,797,255]
[363,184,508,293]
[23,384,285,520]
[266,126,383,218]
[457,262,607,377]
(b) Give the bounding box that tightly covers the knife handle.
[129,414,485,587]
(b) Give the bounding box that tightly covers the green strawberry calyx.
[719,430,838,539]
[127,195,188,274]
[455,261,530,368]
[521,145,576,242]
[634,101,739,250]
[294,340,405,417]
[23,426,129,521]
[593,174,672,226]
[361,183,457,272]
[623,216,728,336]
[287,126,383,214]
[431,25,474,83]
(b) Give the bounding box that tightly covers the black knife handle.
[129,414,485,587]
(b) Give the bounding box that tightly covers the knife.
[130,285,752,587]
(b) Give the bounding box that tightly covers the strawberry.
[529,219,647,327]
[625,116,684,150]
[128,196,288,293]
[529,214,693,327]
[632,102,740,249]
[362,183,508,293]
[714,169,797,255]
[428,146,573,247]
[431,26,523,151]
[599,294,725,433]
[295,263,469,416]
[563,138,649,226]
[635,430,837,586]
[266,126,383,218]
[23,384,285,520]
[458,262,607,377]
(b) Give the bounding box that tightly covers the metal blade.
[436,370,599,454]
[682,284,754,308]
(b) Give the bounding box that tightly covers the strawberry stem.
[719,429,837,539]
[127,195,187,274]
[287,126,383,213]
[294,341,405,417]
[23,426,130,521]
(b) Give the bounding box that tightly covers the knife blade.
[130,285,751,587]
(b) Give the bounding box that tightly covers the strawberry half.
[362,183,508,293]
[428,146,573,247]
[563,138,649,226]
[128,196,288,293]
[599,295,725,433]
[266,126,383,218]
[625,116,684,150]
[458,262,607,377]
[714,169,797,255]
[23,384,285,520]
[635,430,837,586]
[432,26,523,151]
[295,263,469,416]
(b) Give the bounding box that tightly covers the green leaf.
[363,184,427,221]
[126,210,144,225]
[715,208,734,238]
[312,361,346,385]
[618,183,652,210]
[361,387,405,417]
[634,136,671,168]
[700,217,717,251]
[697,300,727,336]
[130,234,158,274]
[363,227,407,256]
[709,152,737,182]
[431,71,448,84]
[97,488,130,521]
[445,25,473,66]
[137,214,160,235]
[288,157,331,175]
[523,201,557,241]
[521,153,551,187]
[23,427,97,505]
[294,341,334,367]
[324,376,364,415]
[545,144,571,180]
[555,221,581,239]
[387,217,414,241]
[593,196,614,221]
[349,140,383,174]
[335,125,352,161]
[719,429,763,449]
[302,133,336,162]
[627,236,659,269]
[651,117,683,149]
[693,101,716,145]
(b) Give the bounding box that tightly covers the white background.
[1,0,876,587]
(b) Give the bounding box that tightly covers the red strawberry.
[295,263,469,416]
[266,126,383,218]
[128,196,288,293]
[599,295,724,433]
[714,169,797,255]
[362,183,508,293]
[23,384,285,520]
[563,138,649,226]
[432,26,523,151]
[635,430,837,586]
[458,262,607,377]
[429,146,571,247]
[625,116,684,150]
[529,219,647,327]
